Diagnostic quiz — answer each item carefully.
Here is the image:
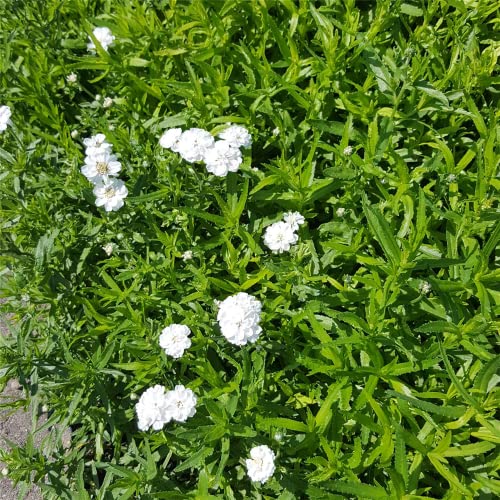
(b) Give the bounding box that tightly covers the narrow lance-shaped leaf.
[362,194,401,268]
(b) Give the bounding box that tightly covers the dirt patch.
[0,305,42,499]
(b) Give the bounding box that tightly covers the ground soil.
[0,308,42,499]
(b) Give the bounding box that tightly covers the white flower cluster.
[136,384,197,431]
[245,445,276,484]
[263,211,305,253]
[159,124,252,177]
[102,242,114,256]
[0,105,11,132]
[87,27,115,52]
[80,134,128,211]
[159,324,192,359]
[419,281,432,295]
[217,292,262,346]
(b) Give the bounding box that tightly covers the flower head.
[218,124,252,148]
[81,150,122,183]
[182,250,193,261]
[343,145,353,156]
[283,211,305,231]
[93,178,128,212]
[163,385,197,422]
[159,324,192,359]
[336,207,346,217]
[0,105,12,132]
[103,243,114,256]
[217,292,262,346]
[103,97,113,108]
[87,27,115,52]
[263,221,298,254]
[136,385,171,431]
[419,281,432,295]
[204,140,243,177]
[159,128,183,151]
[83,134,112,157]
[245,445,276,484]
[176,128,215,163]
[67,73,77,84]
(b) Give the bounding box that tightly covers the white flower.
[176,128,215,163]
[0,105,12,132]
[71,130,79,139]
[83,133,112,157]
[163,385,197,422]
[95,94,102,101]
[336,207,346,217]
[282,211,305,231]
[343,145,353,156]
[136,385,171,431]
[1,467,8,477]
[218,124,252,148]
[159,324,192,359]
[204,140,243,177]
[217,292,262,346]
[87,27,115,52]
[419,281,432,295]
[103,243,114,256]
[67,73,77,84]
[272,127,280,136]
[159,128,183,151]
[263,221,298,254]
[182,250,193,261]
[103,97,113,108]
[245,445,276,484]
[93,178,128,212]
[81,150,122,183]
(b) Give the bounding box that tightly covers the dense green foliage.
[1,0,499,498]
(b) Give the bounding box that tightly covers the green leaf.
[438,341,483,412]
[400,3,424,16]
[428,454,470,495]
[315,380,346,434]
[414,81,449,106]
[322,480,389,498]
[442,441,495,457]
[362,195,401,268]
[387,391,467,417]
[174,447,212,473]
[257,416,309,433]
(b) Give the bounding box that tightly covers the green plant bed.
[0,0,498,498]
